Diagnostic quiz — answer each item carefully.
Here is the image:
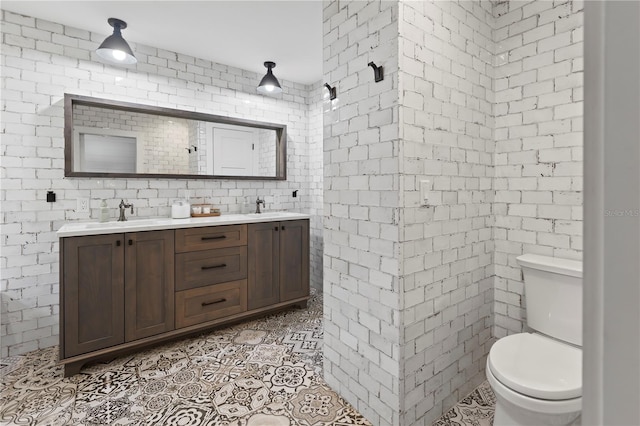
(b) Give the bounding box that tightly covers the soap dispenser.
[99,199,109,222]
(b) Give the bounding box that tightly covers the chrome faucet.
[255,197,265,214]
[118,199,134,221]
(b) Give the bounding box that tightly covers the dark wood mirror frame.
[64,94,287,180]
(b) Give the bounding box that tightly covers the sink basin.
[77,218,170,229]
[244,212,294,218]
[82,222,125,229]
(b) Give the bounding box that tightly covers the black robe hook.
[368,61,384,82]
[324,83,337,100]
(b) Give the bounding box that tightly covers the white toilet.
[487,254,583,426]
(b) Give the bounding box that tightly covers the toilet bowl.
[487,254,583,426]
[487,333,582,425]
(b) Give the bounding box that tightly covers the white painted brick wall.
[493,0,584,339]
[398,1,495,422]
[325,1,492,425]
[323,1,401,425]
[309,82,324,291]
[0,9,324,357]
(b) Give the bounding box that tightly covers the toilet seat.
[488,333,582,400]
[486,361,582,416]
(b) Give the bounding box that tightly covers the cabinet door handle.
[128,239,133,245]
[274,226,279,231]
[202,298,226,306]
[281,225,285,230]
[201,263,227,270]
[116,240,121,246]
[201,235,226,241]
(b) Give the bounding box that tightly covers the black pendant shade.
[96,18,137,65]
[257,61,282,94]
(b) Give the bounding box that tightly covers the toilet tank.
[516,254,583,346]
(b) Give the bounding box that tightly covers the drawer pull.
[201,298,226,306]
[201,263,227,270]
[201,235,226,241]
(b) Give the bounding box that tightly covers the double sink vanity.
[57,212,310,376]
[58,94,306,375]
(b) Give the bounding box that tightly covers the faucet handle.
[118,199,134,213]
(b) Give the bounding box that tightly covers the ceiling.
[1,1,323,85]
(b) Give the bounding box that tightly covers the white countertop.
[57,212,310,237]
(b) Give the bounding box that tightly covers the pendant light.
[96,18,137,65]
[257,61,282,95]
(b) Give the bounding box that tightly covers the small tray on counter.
[191,204,220,217]
[191,212,221,217]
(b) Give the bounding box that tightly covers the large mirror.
[64,94,287,180]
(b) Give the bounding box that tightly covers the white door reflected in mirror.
[206,124,276,177]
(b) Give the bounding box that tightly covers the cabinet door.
[247,222,280,310]
[63,234,124,358]
[125,230,175,341]
[279,220,310,302]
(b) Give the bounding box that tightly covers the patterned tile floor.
[432,381,496,426]
[0,290,369,425]
[0,289,496,426]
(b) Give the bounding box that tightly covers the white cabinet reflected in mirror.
[64,94,286,180]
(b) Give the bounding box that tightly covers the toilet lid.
[488,333,582,400]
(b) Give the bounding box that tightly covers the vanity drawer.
[175,246,247,291]
[175,280,247,328]
[175,225,247,253]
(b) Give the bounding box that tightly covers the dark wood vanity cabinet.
[279,220,310,302]
[60,219,309,376]
[62,234,125,358]
[248,220,309,309]
[124,230,175,341]
[247,222,280,309]
[61,230,174,359]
